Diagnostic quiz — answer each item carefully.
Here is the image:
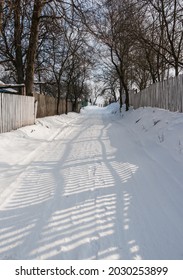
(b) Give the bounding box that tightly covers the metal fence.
[0,93,35,133]
[129,74,183,112]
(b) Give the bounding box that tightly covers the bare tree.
[33,1,92,113]
[75,0,139,110]
[13,0,24,88]
[0,0,3,33]
[140,0,183,76]
[25,0,47,96]
[0,1,47,94]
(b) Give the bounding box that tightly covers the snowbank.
[121,106,183,160]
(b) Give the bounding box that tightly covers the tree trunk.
[119,79,123,111]
[175,60,179,76]
[73,97,77,112]
[14,0,24,92]
[0,0,3,34]
[25,0,43,96]
[65,95,68,114]
[57,82,61,114]
[125,88,129,111]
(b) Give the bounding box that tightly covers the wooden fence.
[34,93,74,118]
[0,93,35,133]
[129,74,183,112]
[0,91,81,134]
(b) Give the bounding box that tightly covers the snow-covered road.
[0,105,183,260]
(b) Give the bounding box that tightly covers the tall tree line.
[0,0,183,111]
[0,0,91,113]
[75,0,183,110]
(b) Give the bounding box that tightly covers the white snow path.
[0,107,183,260]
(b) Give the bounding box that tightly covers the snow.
[0,103,183,260]
[0,80,18,93]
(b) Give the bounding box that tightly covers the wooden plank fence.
[34,93,74,118]
[0,90,81,134]
[0,95,2,133]
[0,93,35,133]
[129,74,183,112]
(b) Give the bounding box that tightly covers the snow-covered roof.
[0,80,18,93]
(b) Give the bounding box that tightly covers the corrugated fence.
[0,93,35,133]
[129,74,183,112]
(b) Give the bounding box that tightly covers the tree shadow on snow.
[0,114,145,260]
